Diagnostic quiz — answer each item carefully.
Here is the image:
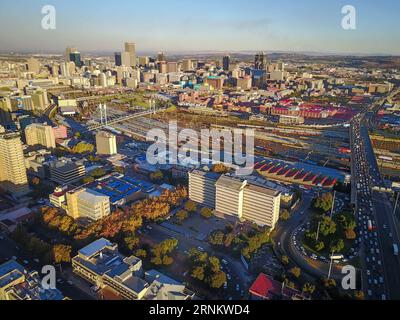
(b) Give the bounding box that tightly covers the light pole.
[316,221,321,243]
[327,251,334,280]
[393,192,399,217]
[330,190,336,219]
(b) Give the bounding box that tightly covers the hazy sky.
[1,0,399,55]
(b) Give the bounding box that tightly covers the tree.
[320,216,337,237]
[313,193,333,213]
[315,241,325,252]
[354,291,365,300]
[200,207,214,219]
[150,170,163,182]
[53,244,72,264]
[280,209,290,221]
[176,210,189,223]
[191,266,205,281]
[330,239,345,253]
[124,235,139,251]
[72,142,94,154]
[185,200,197,213]
[134,249,147,259]
[211,163,229,174]
[208,271,227,289]
[290,267,301,278]
[302,282,316,295]
[151,238,178,266]
[282,255,289,265]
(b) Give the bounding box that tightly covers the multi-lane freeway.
[351,108,400,300]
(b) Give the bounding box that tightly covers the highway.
[351,110,400,300]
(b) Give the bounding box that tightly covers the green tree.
[280,209,291,221]
[208,271,227,289]
[320,216,337,237]
[282,255,290,265]
[185,200,197,213]
[302,282,316,295]
[200,207,213,219]
[176,210,189,223]
[191,266,205,281]
[290,267,301,278]
[53,244,72,264]
[330,239,345,253]
[315,241,325,252]
[150,170,163,182]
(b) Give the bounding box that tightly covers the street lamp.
[327,251,335,280]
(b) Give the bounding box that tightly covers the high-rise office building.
[215,175,281,229]
[121,52,131,67]
[158,61,168,74]
[157,52,166,62]
[255,52,267,70]
[182,59,192,72]
[26,58,40,74]
[30,89,49,112]
[25,123,56,149]
[167,62,178,73]
[96,131,117,155]
[114,52,122,66]
[0,128,30,197]
[188,170,220,208]
[66,188,110,221]
[138,56,149,67]
[222,55,230,71]
[124,42,137,67]
[0,97,12,125]
[69,52,82,68]
[66,47,78,62]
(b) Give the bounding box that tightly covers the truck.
[394,244,399,256]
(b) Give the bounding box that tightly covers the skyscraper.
[124,42,137,67]
[254,51,267,70]
[114,52,122,66]
[25,123,56,149]
[0,128,30,197]
[66,47,78,62]
[96,131,117,155]
[222,55,230,71]
[26,58,40,74]
[157,52,166,62]
[69,52,82,68]
[121,52,131,67]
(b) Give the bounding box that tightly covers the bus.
[330,254,344,261]
[393,244,399,256]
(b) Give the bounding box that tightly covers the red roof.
[249,273,301,300]
[249,273,281,299]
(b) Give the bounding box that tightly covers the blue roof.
[0,260,24,277]
[79,238,112,258]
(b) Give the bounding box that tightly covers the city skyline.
[1,0,400,55]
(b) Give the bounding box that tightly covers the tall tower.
[0,128,29,197]
[124,42,137,67]
[222,55,230,71]
[254,52,266,70]
[66,47,78,62]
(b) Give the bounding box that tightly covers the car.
[67,280,73,286]
[221,259,228,265]
[227,274,232,280]
[223,282,228,289]
[146,226,153,230]
[367,270,371,276]
[34,258,40,263]
[236,284,240,291]
[197,246,205,252]
[379,277,384,284]
[23,260,29,265]
[11,256,17,260]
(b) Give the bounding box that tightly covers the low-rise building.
[72,238,195,300]
[0,260,64,300]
